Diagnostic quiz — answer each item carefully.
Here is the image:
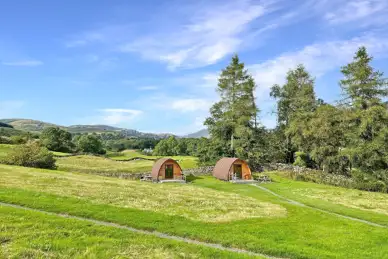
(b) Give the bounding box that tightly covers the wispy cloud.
[171,98,212,112]
[1,60,43,67]
[98,108,143,125]
[249,34,388,91]
[324,0,388,26]
[119,1,277,69]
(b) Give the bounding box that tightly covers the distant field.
[0,144,70,159]
[0,145,198,174]
[1,164,388,258]
[107,150,198,169]
[56,155,154,174]
[0,144,13,158]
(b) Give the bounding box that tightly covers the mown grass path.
[0,201,282,259]
[253,184,388,229]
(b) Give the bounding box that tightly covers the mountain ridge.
[0,118,208,138]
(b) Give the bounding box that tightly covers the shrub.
[41,127,74,152]
[10,135,27,144]
[76,135,106,154]
[0,136,12,144]
[293,152,310,167]
[2,141,56,169]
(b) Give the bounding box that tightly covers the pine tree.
[205,54,259,160]
[340,47,388,176]
[270,64,317,163]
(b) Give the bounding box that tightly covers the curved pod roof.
[213,157,250,180]
[151,158,182,180]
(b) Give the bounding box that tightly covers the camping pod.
[151,158,185,183]
[213,157,254,183]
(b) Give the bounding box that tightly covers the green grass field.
[0,206,255,259]
[107,150,199,168]
[0,145,198,174]
[1,164,388,258]
[0,144,13,158]
[0,144,70,158]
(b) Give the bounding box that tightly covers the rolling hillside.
[183,129,209,138]
[0,118,205,138]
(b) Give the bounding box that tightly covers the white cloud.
[98,108,143,125]
[118,0,278,69]
[249,34,388,91]
[324,0,388,26]
[0,101,24,118]
[1,60,43,67]
[171,98,212,112]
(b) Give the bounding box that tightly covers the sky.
[1,0,388,135]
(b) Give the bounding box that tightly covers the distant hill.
[0,118,208,139]
[183,129,209,138]
[67,125,123,133]
[0,119,65,132]
[0,118,175,139]
[0,122,13,128]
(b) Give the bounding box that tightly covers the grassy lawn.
[0,144,70,158]
[0,206,255,259]
[1,165,388,258]
[56,155,155,174]
[0,145,198,175]
[0,144,14,159]
[262,173,388,226]
[57,152,198,174]
[0,164,285,222]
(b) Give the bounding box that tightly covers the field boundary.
[0,201,285,259]
[253,184,388,229]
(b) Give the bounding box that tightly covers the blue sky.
[1,0,388,134]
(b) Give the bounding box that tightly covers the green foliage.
[204,55,265,166]
[293,152,308,167]
[0,122,13,128]
[0,136,12,144]
[2,141,56,169]
[339,47,388,176]
[41,127,74,152]
[75,134,106,154]
[270,65,317,163]
[153,136,179,156]
[10,135,28,144]
[104,136,160,152]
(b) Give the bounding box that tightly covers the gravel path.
[252,184,388,229]
[0,201,285,259]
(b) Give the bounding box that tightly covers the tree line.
[190,47,387,190]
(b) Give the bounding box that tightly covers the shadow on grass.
[185,174,204,183]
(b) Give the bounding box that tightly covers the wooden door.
[233,164,242,179]
[165,164,174,179]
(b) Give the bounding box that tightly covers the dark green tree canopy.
[41,127,74,153]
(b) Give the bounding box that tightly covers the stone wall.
[82,166,214,180]
[262,163,316,173]
[264,163,354,188]
[182,166,214,176]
